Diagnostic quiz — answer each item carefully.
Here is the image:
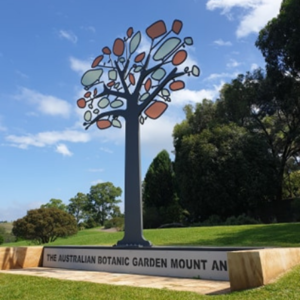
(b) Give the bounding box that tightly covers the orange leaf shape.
[77,98,86,108]
[107,81,115,87]
[84,91,91,98]
[127,27,133,38]
[97,120,111,129]
[134,52,145,63]
[113,38,125,56]
[91,55,104,68]
[172,50,187,66]
[146,20,167,39]
[169,80,185,91]
[145,101,168,119]
[102,47,111,55]
[172,20,183,34]
[145,78,152,92]
[129,73,135,85]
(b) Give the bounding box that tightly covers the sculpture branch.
[85,109,126,130]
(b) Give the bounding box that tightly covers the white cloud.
[6,129,90,149]
[214,39,232,46]
[251,63,259,70]
[91,179,104,185]
[227,59,241,68]
[88,168,104,172]
[205,72,238,81]
[16,87,72,118]
[55,143,73,156]
[206,0,282,38]
[0,116,7,131]
[171,85,222,105]
[100,147,113,154]
[59,30,78,43]
[70,57,91,74]
[141,115,178,157]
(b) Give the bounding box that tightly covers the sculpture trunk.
[116,116,152,247]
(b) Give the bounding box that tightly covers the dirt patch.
[100,227,119,233]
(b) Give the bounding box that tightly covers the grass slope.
[2,223,300,247]
[1,223,300,299]
[1,265,300,300]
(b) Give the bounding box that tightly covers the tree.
[12,208,78,244]
[173,102,277,222]
[143,150,182,228]
[256,0,300,79]
[67,192,89,225]
[41,198,67,212]
[216,69,300,213]
[255,0,300,210]
[87,182,122,226]
[76,20,199,246]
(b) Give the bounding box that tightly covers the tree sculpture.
[77,19,200,247]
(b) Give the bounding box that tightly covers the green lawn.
[1,223,300,299]
[2,222,300,248]
[1,265,300,300]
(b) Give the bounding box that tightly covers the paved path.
[0,267,231,295]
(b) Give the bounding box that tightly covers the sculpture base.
[43,246,260,281]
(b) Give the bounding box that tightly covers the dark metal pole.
[116,115,152,247]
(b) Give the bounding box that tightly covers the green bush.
[104,217,124,231]
[291,198,300,221]
[225,214,260,225]
[200,215,223,226]
[0,235,4,245]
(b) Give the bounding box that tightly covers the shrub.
[201,215,223,226]
[13,207,78,244]
[291,198,300,221]
[104,217,124,231]
[0,235,3,245]
[224,214,260,225]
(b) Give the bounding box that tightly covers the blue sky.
[0,0,282,221]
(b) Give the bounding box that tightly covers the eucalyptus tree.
[76,20,200,246]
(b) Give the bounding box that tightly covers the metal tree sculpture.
[77,20,200,247]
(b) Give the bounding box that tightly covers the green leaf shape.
[184,37,193,46]
[84,111,92,122]
[151,68,166,81]
[192,65,200,77]
[140,92,150,101]
[98,97,110,109]
[109,70,117,80]
[153,37,181,61]
[130,31,141,55]
[81,69,103,87]
[112,119,122,128]
[161,89,170,96]
[110,99,124,108]
[134,66,143,73]
[140,116,145,124]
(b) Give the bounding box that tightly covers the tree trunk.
[116,116,152,247]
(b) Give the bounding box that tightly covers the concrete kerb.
[0,246,300,293]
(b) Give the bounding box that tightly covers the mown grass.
[1,223,300,299]
[2,222,300,248]
[1,265,300,300]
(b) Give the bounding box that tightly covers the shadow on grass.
[163,223,300,247]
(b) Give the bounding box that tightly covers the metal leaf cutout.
[144,101,168,119]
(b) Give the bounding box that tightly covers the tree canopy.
[143,150,182,228]
[87,182,122,226]
[12,208,78,244]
